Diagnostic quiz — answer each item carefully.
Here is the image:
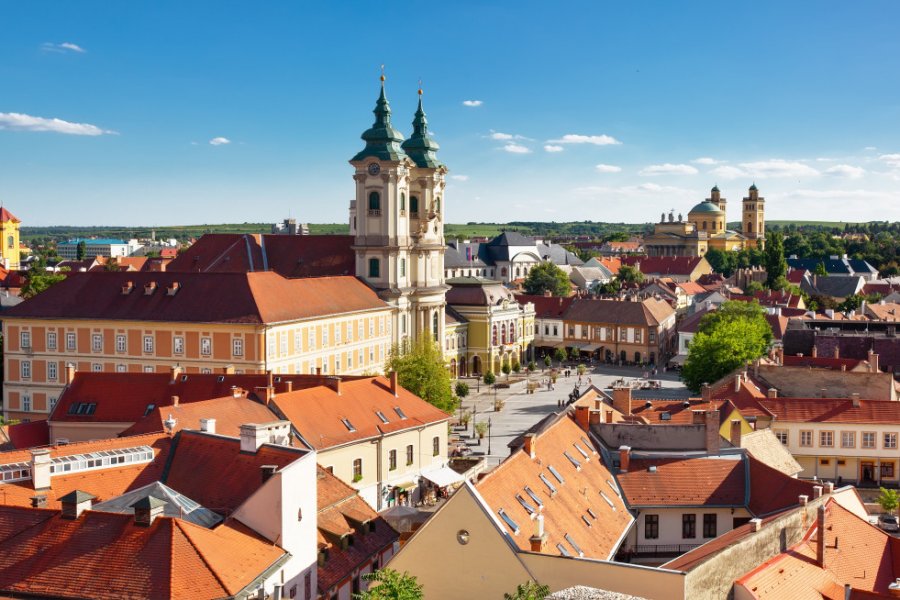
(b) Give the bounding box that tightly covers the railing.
[630,543,702,557]
[367,209,381,217]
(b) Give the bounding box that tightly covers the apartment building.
[3,271,394,421]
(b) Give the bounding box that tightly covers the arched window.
[515,267,521,277]
[501,267,508,277]
[435,197,441,213]
[368,191,380,211]
[400,193,406,211]
[6,236,13,249]
[400,258,406,277]
[510,322,516,340]
[368,258,380,278]
[410,196,419,215]
[492,325,498,346]
[747,222,753,233]
[501,323,507,344]
[433,312,439,341]
[702,221,707,230]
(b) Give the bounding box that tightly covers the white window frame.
[233,338,244,357]
[48,362,58,381]
[863,431,877,449]
[91,333,103,352]
[116,334,127,353]
[200,337,212,356]
[21,361,31,379]
[280,332,288,355]
[22,395,31,413]
[885,433,898,450]
[66,332,76,351]
[47,331,57,351]
[116,364,127,373]
[20,331,31,349]
[173,336,185,355]
[841,431,855,448]
[143,335,154,353]
[91,363,102,373]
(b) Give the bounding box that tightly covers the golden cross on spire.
[380,64,385,83]
[418,78,423,96]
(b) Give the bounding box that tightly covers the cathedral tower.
[708,184,726,215]
[742,184,765,248]
[350,77,448,349]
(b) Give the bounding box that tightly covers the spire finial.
[380,64,385,84]
[418,78,423,96]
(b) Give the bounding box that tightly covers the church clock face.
[367,163,381,176]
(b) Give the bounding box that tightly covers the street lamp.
[488,417,492,456]
[472,401,476,439]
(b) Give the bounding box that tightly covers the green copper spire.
[351,73,408,163]
[401,88,443,169]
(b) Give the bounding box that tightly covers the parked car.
[879,515,899,532]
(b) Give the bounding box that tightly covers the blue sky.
[2,1,900,227]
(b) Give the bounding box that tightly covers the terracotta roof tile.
[746,455,819,516]
[562,297,675,327]
[271,377,450,451]
[476,415,632,560]
[515,294,576,319]
[617,456,746,507]
[759,397,900,424]
[120,394,279,438]
[622,256,706,276]
[0,419,49,449]
[0,208,20,223]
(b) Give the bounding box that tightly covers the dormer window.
[375,411,389,424]
[564,452,581,470]
[548,465,565,484]
[394,407,407,420]
[341,418,356,432]
[515,494,536,514]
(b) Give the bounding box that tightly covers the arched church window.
[400,193,406,211]
[516,267,520,277]
[702,221,707,230]
[368,258,380,278]
[433,312,439,342]
[492,325,498,346]
[501,323,507,344]
[368,191,380,212]
[6,236,13,249]
[501,267,508,277]
[747,222,753,233]
[410,196,419,215]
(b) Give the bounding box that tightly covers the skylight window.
[515,494,536,514]
[565,533,584,557]
[573,443,590,460]
[498,509,520,534]
[606,479,622,497]
[394,407,408,420]
[539,473,557,495]
[600,491,616,509]
[143,404,156,417]
[524,486,543,509]
[660,412,672,421]
[587,508,597,519]
[548,465,565,484]
[67,402,97,416]
[581,515,592,527]
[375,411,389,424]
[579,436,594,453]
[0,461,31,482]
[564,451,581,469]
[556,543,571,557]
[341,418,356,432]
[46,446,154,476]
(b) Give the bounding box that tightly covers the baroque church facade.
[644,184,766,257]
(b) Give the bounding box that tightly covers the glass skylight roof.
[498,508,520,534]
[548,465,565,484]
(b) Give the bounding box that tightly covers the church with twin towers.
[348,75,449,351]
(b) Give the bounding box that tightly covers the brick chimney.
[326,376,342,395]
[131,496,166,526]
[65,363,76,385]
[868,350,880,373]
[767,387,778,398]
[523,433,537,459]
[59,490,95,519]
[199,418,215,434]
[775,348,784,365]
[171,395,179,408]
[612,386,632,416]
[799,494,809,506]
[749,518,762,532]
[31,449,52,490]
[574,405,590,432]
[851,393,860,408]
[730,420,742,447]
[267,369,274,390]
[283,380,293,393]
[705,410,721,454]
[701,383,711,402]
[734,372,742,392]
[240,423,269,453]
[618,446,631,473]
[825,481,835,494]
[817,504,827,568]
[529,514,548,552]
[833,346,840,359]
[389,371,399,397]
[811,346,818,358]
[813,485,823,499]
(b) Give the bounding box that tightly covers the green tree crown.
[523,262,570,297]
[386,339,456,413]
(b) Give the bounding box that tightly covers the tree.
[387,339,456,412]
[504,580,550,600]
[814,261,828,277]
[543,355,552,368]
[553,348,566,363]
[354,569,423,600]
[744,280,764,294]
[879,487,899,515]
[764,232,787,289]
[569,346,580,361]
[454,381,469,400]
[512,361,521,373]
[682,301,773,392]
[21,261,68,299]
[523,261,570,297]
[616,264,644,286]
[76,240,87,261]
[501,361,512,379]
[483,371,496,386]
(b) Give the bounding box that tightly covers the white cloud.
[709,165,749,180]
[547,133,621,146]
[503,143,531,154]
[209,136,231,146]
[544,145,564,153]
[594,163,622,173]
[825,164,865,179]
[879,154,900,167]
[490,131,514,140]
[692,157,721,165]
[450,174,469,181]
[639,163,698,176]
[0,112,113,135]
[865,146,877,151]
[462,100,483,107]
[41,42,86,54]
[574,182,691,196]
[739,159,819,178]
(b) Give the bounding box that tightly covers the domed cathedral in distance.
[643,184,765,257]
[348,73,449,349]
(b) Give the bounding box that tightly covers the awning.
[669,354,687,366]
[422,466,465,488]
[391,480,418,491]
[575,343,601,352]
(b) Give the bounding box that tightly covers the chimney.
[171,395,179,408]
[811,346,818,358]
[529,514,548,553]
[825,481,835,494]
[612,386,632,416]
[267,369,274,390]
[523,433,537,459]
[231,386,243,398]
[30,494,47,508]
[851,393,860,408]
[166,281,180,296]
[817,504,827,568]
[820,388,828,398]
[326,376,342,395]
[734,373,742,392]
[869,350,880,373]
[701,383,711,402]
[813,485,823,499]
[767,387,778,399]
[799,494,809,506]
[31,449,52,490]
[131,496,166,526]
[389,371,399,397]
[65,363,76,385]
[199,418,215,434]
[283,380,293,393]
[833,346,840,359]
[574,405,590,432]
[240,423,269,453]
[749,518,762,532]
[169,364,183,381]
[618,446,631,473]
[705,410,721,454]
[261,464,278,484]
[59,490,95,519]
[775,348,784,365]
[223,364,235,375]
[730,420,742,447]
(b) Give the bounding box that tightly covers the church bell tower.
[742,184,765,248]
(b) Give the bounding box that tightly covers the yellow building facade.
[0,207,21,270]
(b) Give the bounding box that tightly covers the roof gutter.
[231,551,293,599]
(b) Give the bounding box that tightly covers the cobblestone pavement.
[453,363,688,468]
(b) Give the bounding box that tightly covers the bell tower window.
[368,191,381,214]
[6,236,13,249]
[410,196,419,216]
[368,258,380,278]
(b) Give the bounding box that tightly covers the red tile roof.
[617,456,746,507]
[735,499,900,599]
[764,314,789,340]
[758,397,900,424]
[626,399,731,425]
[0,420,49,450]
[316,466,398,594]
[120,394,279,438]
[622,256,706,276]
[168,233,355,278]
[0,208,20,223]
[562,296,675,327]
[746,455,819,516]
[515,294,576,319]
[0,507,286,599]
[271,377,450,451]
[476,414,632,560]
[163,430,308,515]
[6,271,388,324]
[677,281,707,295]
[781,355,864,370]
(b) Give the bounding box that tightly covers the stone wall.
[758,364,895,400]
